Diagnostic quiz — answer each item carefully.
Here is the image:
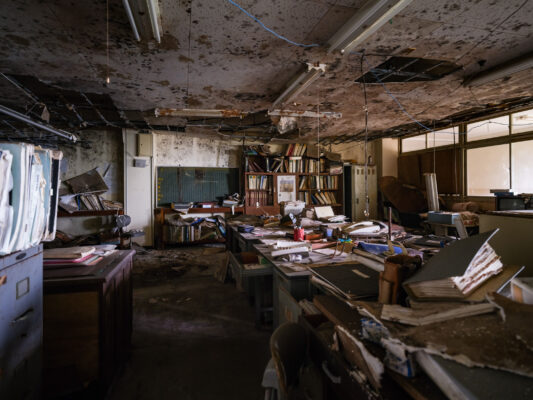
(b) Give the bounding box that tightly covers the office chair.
[262,322,322,400]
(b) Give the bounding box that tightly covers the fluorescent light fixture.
[122,0,141,41]
[146,0,161,43]
[464,52,533,87]
[0,104,77,142]
[272,63,327,108]
[328,0,414,54]
[154,108,249,118]
[268,110,342,119]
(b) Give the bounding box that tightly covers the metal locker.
[350,164,377,221]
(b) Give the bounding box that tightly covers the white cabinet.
[350,164,378,221]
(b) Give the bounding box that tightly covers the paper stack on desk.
[43,246,103,269]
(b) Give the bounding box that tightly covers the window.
[512,110,533,134]
[467,144,509,196]
[467,116,509,141]
[427,127,459,148]
[512,140,533,194]
[401,134,426,152]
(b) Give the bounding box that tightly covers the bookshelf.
[243,144,343,215]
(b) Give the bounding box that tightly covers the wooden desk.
[155,207,244,249]
[43,250,135,397]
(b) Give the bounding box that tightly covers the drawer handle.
[12,308,34,324]
[322,361,341,384]
[0,275,6,286]
[16,252,27,260]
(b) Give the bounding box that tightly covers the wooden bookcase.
[244,149,343,215]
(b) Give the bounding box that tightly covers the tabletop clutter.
[227,202,533,399]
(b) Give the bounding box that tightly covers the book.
[403,229,504,301]
[44,246,96,259]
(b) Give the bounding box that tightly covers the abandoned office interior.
[1,0,533,399]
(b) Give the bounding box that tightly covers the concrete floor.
[109,246,271,400]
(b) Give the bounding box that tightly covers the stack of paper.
[43,246,103,269]
[403,229,521,301]
[0,143,62,255]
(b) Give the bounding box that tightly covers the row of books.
[247,175,272,190]
[285,143,307,157]
[299,175,339,190]
[246,191,273,207]
[245,155,329,174]
[298,191,337,205]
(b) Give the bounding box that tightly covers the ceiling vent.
[356,56,460,83]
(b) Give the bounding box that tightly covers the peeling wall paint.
[59,129,124,201]
[153,132,242,167]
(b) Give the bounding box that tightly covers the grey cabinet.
[0,245,43,400]
[273,268,310,328]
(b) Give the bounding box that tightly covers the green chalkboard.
[157,167,240,206]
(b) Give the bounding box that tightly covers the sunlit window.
[401,134,426,152]
[511,110,533,134]
[427,127,459,148]
[467,116,509,141]
[467,144,509,196]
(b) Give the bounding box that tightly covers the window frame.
[398,106,533,198]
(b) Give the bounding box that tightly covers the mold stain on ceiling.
[0,0,532,143]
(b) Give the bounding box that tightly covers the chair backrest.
[270,322,308,396]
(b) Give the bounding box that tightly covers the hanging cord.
[432,121,436,174]
[106,0,110,84]
[361,54,370,219]
[316,89,321,193]
[225,0,318,48]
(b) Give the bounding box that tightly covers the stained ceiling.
[0,0,532,145]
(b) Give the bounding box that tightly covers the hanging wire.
[360,54,370,219]
[106,0,110,84]
[224,0,319,48]
[316,89,321,192]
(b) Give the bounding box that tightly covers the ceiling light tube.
[146,0,161,43]
[464,52,533,87]
[328,0,414,54]
[268,110,342,119]
[272,63,327,108]
[0,104,77,142]
[154,108,249,118]
[122,0,141,41]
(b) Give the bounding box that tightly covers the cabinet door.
[0,251,43,400]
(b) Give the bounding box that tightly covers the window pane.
[467,144,509,196]
[512,140,533,194]
[427,127,459,148]
[402,134,426,152]
[467,116,509,141]
[512,109,533,134]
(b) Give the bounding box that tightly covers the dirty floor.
[109,246,271,400]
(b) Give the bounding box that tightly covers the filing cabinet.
[0,244,43,400]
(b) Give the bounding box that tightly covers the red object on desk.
[293,227,305,241]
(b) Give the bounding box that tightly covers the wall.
[377,138,398,177]
[154,132,242,167]
[57,129,124,238]
[330,141,376,164]
[59,129,123,201]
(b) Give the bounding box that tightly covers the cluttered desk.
[226,204,533,399]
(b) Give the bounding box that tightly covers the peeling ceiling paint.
[0,0,532,143]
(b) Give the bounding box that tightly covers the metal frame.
[399,106,533,199]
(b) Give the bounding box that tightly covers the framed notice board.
[156,167,240,206]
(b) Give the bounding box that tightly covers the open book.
[403,230,516,301]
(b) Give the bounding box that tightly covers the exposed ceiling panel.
[0,0,531,143]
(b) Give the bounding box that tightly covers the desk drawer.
[275,270,310,300]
